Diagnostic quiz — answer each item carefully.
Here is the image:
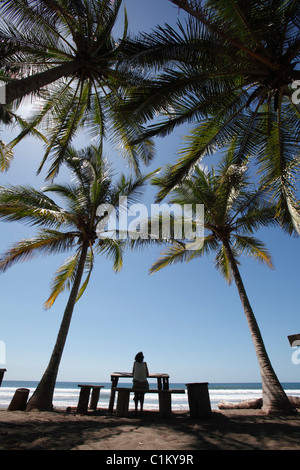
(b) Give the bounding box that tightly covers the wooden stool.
[158,391,172,418]
[8,388,30,411]
[116,388,130,417]
[77,384,104,414]
[186,382,211,418]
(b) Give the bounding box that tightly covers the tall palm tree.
[0,144,151,411]
[0,0,154,177]
[118,0,300,233]
[150,153,294,414]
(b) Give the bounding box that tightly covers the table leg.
[77,386,92,414]
[89,386,101,410]
[163,377,169,390]
[108,377,118,413]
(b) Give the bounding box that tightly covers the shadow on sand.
[0,408,299,450]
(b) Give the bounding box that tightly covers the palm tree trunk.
[222,239,294,414]
[5,61,80,105]
[26,241,89,411]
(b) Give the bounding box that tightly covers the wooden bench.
[109,372,170,413]
[77,384,104,414]
[113,387,185,418]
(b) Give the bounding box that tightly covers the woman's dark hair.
[135,352,144,363]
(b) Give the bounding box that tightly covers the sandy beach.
[0,408,299,451]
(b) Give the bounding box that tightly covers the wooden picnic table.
[108,372,170,413]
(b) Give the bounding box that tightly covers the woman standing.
[132,352,149,413]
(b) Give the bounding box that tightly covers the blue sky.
[0,0,299,385]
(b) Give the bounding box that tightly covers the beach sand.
[0,408,299,450]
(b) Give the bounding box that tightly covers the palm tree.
[0,144,151,411]
[150,153,294,414]
[0,0,154,177]
[118,0,300,233]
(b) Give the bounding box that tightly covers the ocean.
[1,381,300,411]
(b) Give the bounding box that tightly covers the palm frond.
[234,203,279,234]
[0,140,13,172]
[44,245,95,309]
[0,229,78,273]
[75,248,94,302]
[95,238,124,272]
[0,184,72,228]
[118,0,300,224]
[150,234,217,274]
[44,251,80,309]
[233,235,274,269]
[1,0,148,175]
[149,242,190,274]
[257,99,300,234]
[152,153,278,280]
[215,244,233,284]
